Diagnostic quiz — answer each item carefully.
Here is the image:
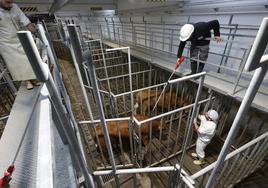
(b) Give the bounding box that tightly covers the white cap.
[207,109,219,122]
[180,24,194,41]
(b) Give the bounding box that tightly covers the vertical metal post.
[17,31,95,188]
[170,29,174,53]
[105,17,111,40]
[178,74,205,174]
[232,47,251,94]
[98,40,111,92]
[84,51,120,187]
[41,20,59,64]
[37,24,59,87]
[67,25,95,120]
[144,18,147,47]
[217,15,234,73]
[112,17,116,41]
[67,24,87,82]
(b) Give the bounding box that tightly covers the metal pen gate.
[67,31,217,186]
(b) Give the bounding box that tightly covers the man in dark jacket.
[177,20,223,74]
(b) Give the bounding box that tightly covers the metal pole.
[37,23,60,90]
[67,24,87,83]
[17,31,95,188]
[67,25,95,120]
[178,74,205,175]
[206,66,268,188]
[83,50,120,186]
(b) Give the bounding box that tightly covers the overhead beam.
[49,0,74,14]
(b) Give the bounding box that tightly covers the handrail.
[191,131,268,179]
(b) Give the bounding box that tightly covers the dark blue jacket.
[177,20,220,58]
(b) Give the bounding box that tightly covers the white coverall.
[0,3,36,81]
[196,115,217,159]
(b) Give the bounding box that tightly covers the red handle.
[0,165,15,187]
[175,56,185,69]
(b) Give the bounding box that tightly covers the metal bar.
[17,31,95,188]
[217,16,234,73]
[99,40,112,92]
[191,132,268,180]
[115,80,166,97]
[149,121,153,165]
[157,117,164,161]
[233,143,259,183]
[166,114,174,156]
[232,47,251,94]
[94,166,175,175]
[138,97,210,127]
[244,17,268,71]
[138,125,143,166]
[0,115,9,121]
[242,138,268,178]
[84,49,121,187]
[0,68,7,79]
[249,139,268,173]
[115,71,205,98]
[224,24,238,67]
[221,153,241,186]
[67,25,95,121]
[95,62,139,71]
[67,25,87,82]
[98,69,152,82]
[173,111,183,153]
[83,64,91,87]
[84,85,111,95]
[235,115,253,146]
[214,159,230,187]
[227,146,251,185]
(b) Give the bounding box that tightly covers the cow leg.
[141,136,150,166]
[142,101,149,115]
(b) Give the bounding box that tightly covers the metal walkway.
[0,84,76,188]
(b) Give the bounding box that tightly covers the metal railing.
[15,24,96,187]
[191,131,268,188]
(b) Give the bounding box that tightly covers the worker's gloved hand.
[175,56,185,69]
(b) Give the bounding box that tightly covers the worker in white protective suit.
[0,0,39,89]
[192,109,219,165]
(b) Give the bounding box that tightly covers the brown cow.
[134,89,191,114]
[93,114,166,159]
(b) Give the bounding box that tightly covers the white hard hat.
[180,24,194,41]
[207,109,219,122]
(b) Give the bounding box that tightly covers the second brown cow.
[93,114,166,158]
